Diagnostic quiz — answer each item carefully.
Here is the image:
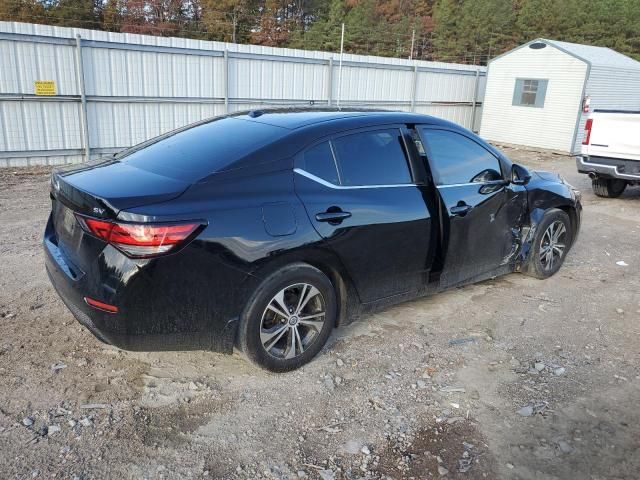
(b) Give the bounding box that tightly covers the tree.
[290,0,344,51]
[115,0,186,36]
[251,0,293,46]
[432,0,460,60]
[49,0,101,28]
[101,0,123,31]
[0,0,48,24]
[1,0,639,62]
[200,0,256,42]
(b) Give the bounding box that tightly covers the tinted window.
[300,141,339,184]
[332,129,412,186]
[421,129,502,185]
[118,117,288,181]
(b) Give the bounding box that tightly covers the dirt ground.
[0,146,639,480]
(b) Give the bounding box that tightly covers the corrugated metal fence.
[0,21,486,167]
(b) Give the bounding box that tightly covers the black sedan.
[44,109,581,371]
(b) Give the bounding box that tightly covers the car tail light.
[76,215,202,258]
[582,118,593,145]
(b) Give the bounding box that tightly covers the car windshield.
[117,117,288,182]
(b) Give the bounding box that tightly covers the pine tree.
[1,0,639,62]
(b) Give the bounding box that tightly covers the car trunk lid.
[49,160,190,271]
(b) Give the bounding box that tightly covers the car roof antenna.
[248,110,264,118]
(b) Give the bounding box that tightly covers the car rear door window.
[332,129,412,186]
[300,141,340,185]
[420,129,502,185]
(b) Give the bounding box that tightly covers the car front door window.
[421,129,503,186]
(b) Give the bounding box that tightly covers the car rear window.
[299,141,340,184]
[332,129,412,186]
[117,117,288,181]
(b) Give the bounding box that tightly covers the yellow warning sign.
[34,80,56,96]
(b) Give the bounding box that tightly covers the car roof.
[207,107,511,177]
[188,107,513,181]
[229,107,455,130]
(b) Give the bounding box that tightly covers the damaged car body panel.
[414,125,529,288]
[44,109,581,370]
[515,171,582,273]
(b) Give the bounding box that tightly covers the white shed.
[480,38,640,154]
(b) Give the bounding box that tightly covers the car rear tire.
[591,178,627,198]
[526,209,572,279]
[237,263,336,372]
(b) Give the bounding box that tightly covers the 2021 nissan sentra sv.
[44,109,581,371]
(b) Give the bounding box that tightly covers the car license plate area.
[53,200,82,250]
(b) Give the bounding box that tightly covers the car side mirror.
[511,164,532,185]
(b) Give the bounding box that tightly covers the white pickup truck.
[577,110,640,197]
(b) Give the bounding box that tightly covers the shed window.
[513,78,548,107]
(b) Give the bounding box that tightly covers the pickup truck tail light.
[76,215,203,258]
[582,118,593,145]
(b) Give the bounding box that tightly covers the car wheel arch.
[530,204,577,246]
[518,204,577,272]
[247,248,361,328]
[556,205,578,242]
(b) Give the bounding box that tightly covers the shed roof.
[491,38,640,72]
[545,39,640,71]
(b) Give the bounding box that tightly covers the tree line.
[1,0,639,64]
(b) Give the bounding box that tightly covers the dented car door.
[417,127,527,288]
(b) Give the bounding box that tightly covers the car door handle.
[450,204,472,216]
[315,210,352,223]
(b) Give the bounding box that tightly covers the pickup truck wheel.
[591,178,627,198]
[526,209,572,279]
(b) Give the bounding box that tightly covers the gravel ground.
[0,146,639,480]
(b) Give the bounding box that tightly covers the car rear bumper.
[45,260,112,345]
[44,220,240,353]
[577,155,640,181]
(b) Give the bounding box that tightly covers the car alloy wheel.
[259,283,326,359]
[539,220,566,272]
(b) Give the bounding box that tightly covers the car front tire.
[526,208,573,279]
[591,178,627,198]
[237,263,336,372]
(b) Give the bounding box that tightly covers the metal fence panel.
[84,47,225,98]
[231,58,327,101]
[0,40,78,95]
[0,21,486,167]
[1,100,83,152]
[335,65,415,102]
[86,101,224,148]
[416,104,476,128]
[417,71,476,103]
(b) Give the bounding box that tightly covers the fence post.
[327,58,333,106]
[410,64,418,112]
[471,69,480,132]
[337,23,344,107]
[223,49,229,113]
[75,34,90,161]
